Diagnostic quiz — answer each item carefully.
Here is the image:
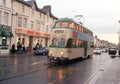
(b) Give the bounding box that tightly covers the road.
[0,52,112,84]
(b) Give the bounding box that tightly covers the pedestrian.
[11,44,15,54]
[17,42,20,51]
[35,43,40,50]
[22,45,26,54]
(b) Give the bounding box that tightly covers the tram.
[48,18,94,63]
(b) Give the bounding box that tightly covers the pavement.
[0,51,34,58]
[95,56,120,84]
[0,52,120,84]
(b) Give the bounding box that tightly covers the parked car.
[94,48,101,54]
[108,47,117,55]
[34,47,49,55]
[104,48,109,52]
[101,48,106,52]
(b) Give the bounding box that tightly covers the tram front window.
[58,38,66,46]
[51,38,66,47]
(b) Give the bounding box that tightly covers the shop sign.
[27,30,34,35]
[15,28,26,34]
[44,33,51,38]
[35,32,41,36]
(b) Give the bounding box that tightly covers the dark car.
[108,47,117,55]
[34,47,49,55]
[119,48,120,55]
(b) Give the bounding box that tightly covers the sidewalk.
[0,51,34,58]
[95,56,120,84]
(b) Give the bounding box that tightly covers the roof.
[56,17,93,32]
[16,0,58,19]
[56,18,73,23]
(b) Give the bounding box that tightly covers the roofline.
[16,0,58,19]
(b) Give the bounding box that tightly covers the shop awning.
[2,31,13,37]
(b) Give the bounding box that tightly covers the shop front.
[0,25,13,55]
[15,28,41,51]
[15,28,52,51]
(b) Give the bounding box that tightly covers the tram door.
[84,41,87,57]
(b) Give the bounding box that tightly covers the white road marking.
[84,59,111,84]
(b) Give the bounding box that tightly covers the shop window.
[2,37,7,45]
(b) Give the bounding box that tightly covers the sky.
[33,0,120,44]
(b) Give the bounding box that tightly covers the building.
[0,0,13,54]
[12,0,57,51]
[94,35,102,48]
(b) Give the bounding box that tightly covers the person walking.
[11,44,15,54]
[22,45,26,54]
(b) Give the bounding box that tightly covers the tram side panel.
[49,48,85,61]
[69,48,84,60]
[87,48,94,57]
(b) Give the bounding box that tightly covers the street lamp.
[118,20,120,47]
[118,30,120,47]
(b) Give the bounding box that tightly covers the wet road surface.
[0,52,112,84]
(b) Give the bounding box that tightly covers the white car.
[94,48,101,54]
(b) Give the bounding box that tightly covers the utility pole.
[118,31,120,47]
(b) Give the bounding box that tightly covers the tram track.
[0,57,49,81]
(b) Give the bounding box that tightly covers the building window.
[31,21,33,29]
[40,13,42,19]
[32,9,34,16]
[2,0,6,5]
[0,11,1,24]
[18,17,22,27]
[40,23,42,31]
[42,24,44,32]
[3,12,9,25]
[21,5,25,13]
[43,15,45,21]
[23,18,27,28]
[46,26,48,33]
[37,23,40,31]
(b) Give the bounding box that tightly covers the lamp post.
[118,31,120,47]
[118,20,120,47]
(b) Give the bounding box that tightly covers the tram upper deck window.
[54,22,69,28]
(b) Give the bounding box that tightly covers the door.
[84,41,87,57]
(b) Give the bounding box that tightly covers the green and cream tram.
[48,18,94,63]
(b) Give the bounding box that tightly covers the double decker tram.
[48,18,94,63]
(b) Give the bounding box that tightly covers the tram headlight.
[49,51,52,56]
[60,52,64,57]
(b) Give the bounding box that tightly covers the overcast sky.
[35,0,120,44]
